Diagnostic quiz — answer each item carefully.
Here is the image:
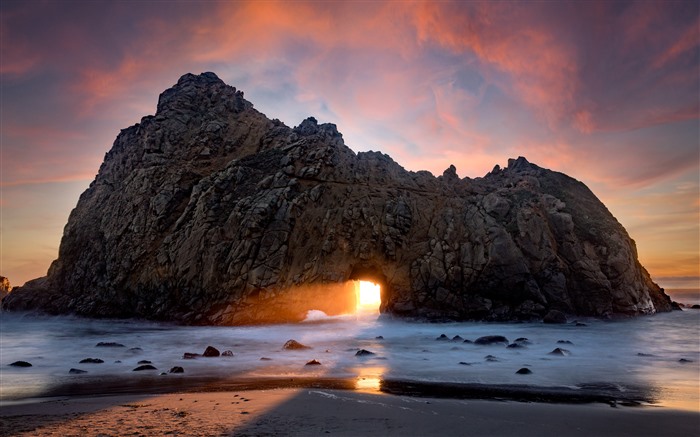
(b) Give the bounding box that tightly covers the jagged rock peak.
[1,73,674,325]
[156,72,250,116]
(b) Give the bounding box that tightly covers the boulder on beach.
[203,346,220,357]
[516,368,533,374]
[284,340,311,350]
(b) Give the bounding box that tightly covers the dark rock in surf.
[133,364,157,371]
[516,368,533,374]
[183,352,200,359]
[451,335,464,341]
[9,361,32,367]
[475,335,509,345]
[169,366,185,373]
[79,358,104,364]
[221,350,234,357]
[305,359,322,366]
[507,343,525,349]
[557,340,573,345]
[355,349,376,357]
[678,358,693,363]
[548,348,571,356]
[436,334,449,341]
[484,355,499,362]
[69,368,87,374]
[96,342,125,348]
[203,346,220,357]
[137,360,152,365]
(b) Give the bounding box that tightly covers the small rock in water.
[355,349,375,357]
[516,368,533,374]
[69,368,87,374]
[514,337,530,343]
[691,304,700,309]
[133,364,157,371]
[678,358,693,363]
[575,322,587,327]
[543,310,567,324]
[96,342,125,348]
[557,340,573,345]
[451,335,464,342]
[463,339,473,343]
[375,336,384,340]
[548,348,571,356]
[474,335,509,345]
[221,350,234,357]
[128,347,143,353]
[484,355,499,362]
[183,352,200,359]
[458,361,472,366]
[137,360,152,365]
[507,343,525,349]
[260,357,272,361]
[436,334,449,341]
[305,359,322,366]
[169,366,185,373]
[9,361,32,367]
[637,353,656,357]
[79,358,104,364]
[203,346,220,357]
[284,339,311,350]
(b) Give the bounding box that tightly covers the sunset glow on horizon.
[1,1,698,289]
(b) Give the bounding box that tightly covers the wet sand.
[2,388,698,436]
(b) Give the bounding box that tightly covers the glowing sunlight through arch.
[356,280,381,314]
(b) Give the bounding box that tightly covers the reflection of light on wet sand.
[354,366,386,394]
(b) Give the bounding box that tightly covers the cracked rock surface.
[2,73,673,324]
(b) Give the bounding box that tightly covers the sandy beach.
[2,387,698,436]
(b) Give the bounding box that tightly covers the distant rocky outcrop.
[1,72,674,324]
[0,276,11,301]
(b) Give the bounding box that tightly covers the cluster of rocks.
[1,72,676,324]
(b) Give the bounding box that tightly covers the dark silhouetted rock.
[355,349,376,356]
[284,340,310,350]
[203,346,220,357]
[691,305,700,309]
[1,73,673,324]
[458,361,472,366]
[260,357,272,361]
[69,368,87,374]
[679,358,693,363]
[221,350,234,357]
[507,343,525,349]
[637,353,656,357]
[484,355,499,362]
[169,366,185,373]
[516,368,533,374]
[451,335,464,341]
[9,361,32,367]
[436,334,449,341]
[128,347,143,353]
[0,276,11,302]
[183,352,200,359]
[375,336,384,340]
[133,364,157,371]
[96,342,125,348]
[137,360,152,365]
[557,340,573,345]
[79,358,104,364]
[575,322,587,326]
[463,339,473,343]
[543,310,567,324]
[548,348,571,356]
[305,359,322,365]
[475,335,509,345]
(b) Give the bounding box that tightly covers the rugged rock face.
[2,72,674,324]
[0,276,11,301]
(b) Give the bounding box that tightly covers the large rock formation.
[2,72,674,324]
[0,276,11,302]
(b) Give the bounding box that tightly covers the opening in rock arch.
[355,280,381,314]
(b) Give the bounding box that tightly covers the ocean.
[1,307,698,411]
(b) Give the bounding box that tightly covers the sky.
[1,0,698,290]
